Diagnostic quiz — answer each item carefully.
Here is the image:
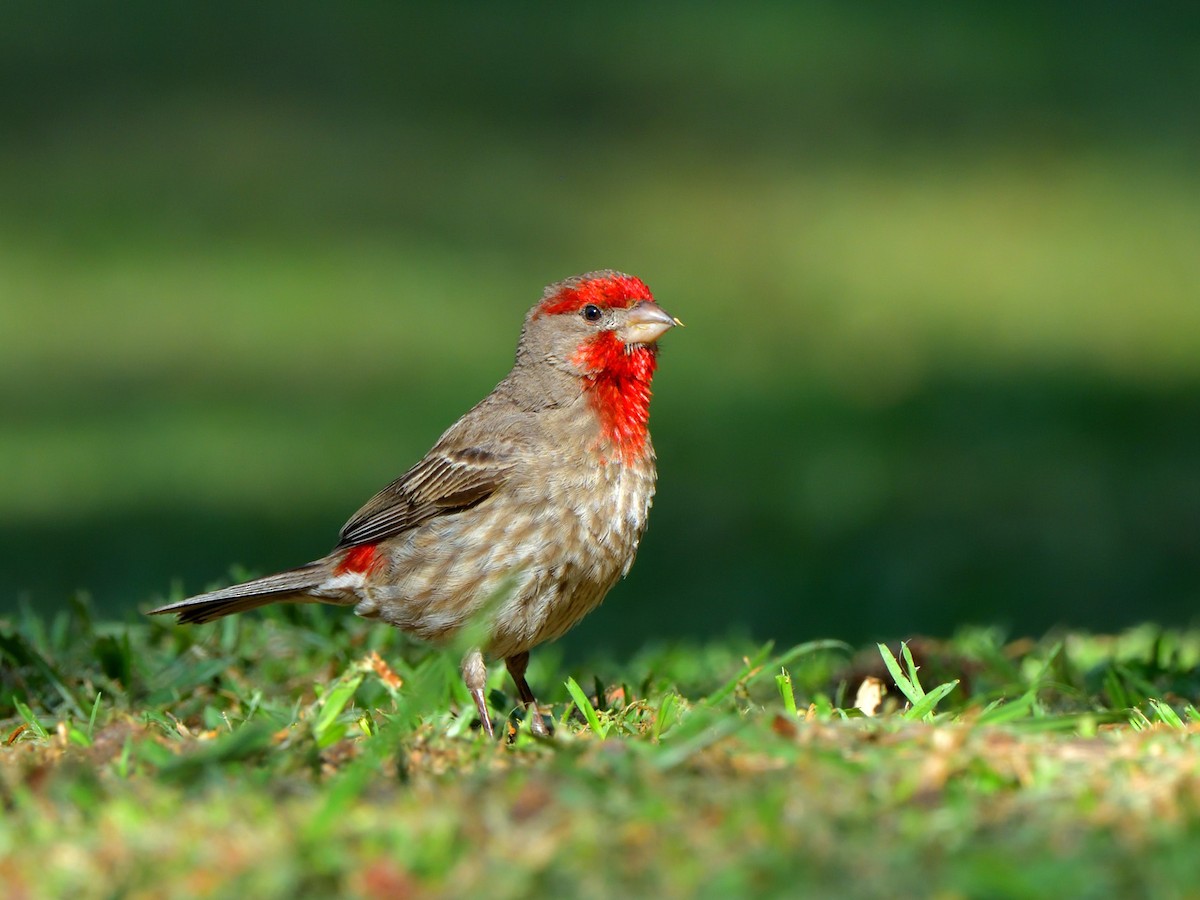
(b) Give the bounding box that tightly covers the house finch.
[149,271,679,738]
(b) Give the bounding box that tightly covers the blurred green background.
[3,3,1198,653]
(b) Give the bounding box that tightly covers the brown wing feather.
[337,444,516,547]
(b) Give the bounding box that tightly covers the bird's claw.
[526,705,552,738]
[468,686,495,740]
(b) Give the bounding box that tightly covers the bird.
[149,270,679,738]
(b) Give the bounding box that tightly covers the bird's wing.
[337,443,518,548]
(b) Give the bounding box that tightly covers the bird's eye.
[581,304,603,322]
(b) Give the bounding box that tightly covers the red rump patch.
[573,332,658,462]
[337,544,380,575]
[540,273,653,316]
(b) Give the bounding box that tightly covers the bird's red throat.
[574,332,658,464]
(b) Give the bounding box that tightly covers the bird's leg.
[461,648,494,739]
[506,652,552,737]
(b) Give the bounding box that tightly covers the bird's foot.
[505,651,553,738]
[469,687,495,739]
[462,648,496,739]
[526,704,552,738]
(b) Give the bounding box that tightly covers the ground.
[4,605,1200,898]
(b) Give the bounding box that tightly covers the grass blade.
[652,692,681,741]
[877,643,922,706]
[975,689,1039,725]
[705,641,775,706]
[900,644,926,700]
[1148,698,1185,729]
[87,692,104,739]
[905,680,959,721]
[652,716,743,771]
[12,698,50,740]
[565,676,609,739]
[314,673,365,748]
[776,670,798,717]
[706,639,852,707]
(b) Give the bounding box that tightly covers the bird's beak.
[617,301,680,346]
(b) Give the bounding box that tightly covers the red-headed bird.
[150,271,679,737]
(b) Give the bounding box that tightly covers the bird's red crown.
[538,273,654,316]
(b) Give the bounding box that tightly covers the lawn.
[4,605,1200,898]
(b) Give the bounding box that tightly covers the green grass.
[4,603,1200,897]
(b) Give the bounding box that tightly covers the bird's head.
[515,270,679,460]
[521,270,678,378]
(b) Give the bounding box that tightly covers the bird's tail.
[147,561,331,625]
